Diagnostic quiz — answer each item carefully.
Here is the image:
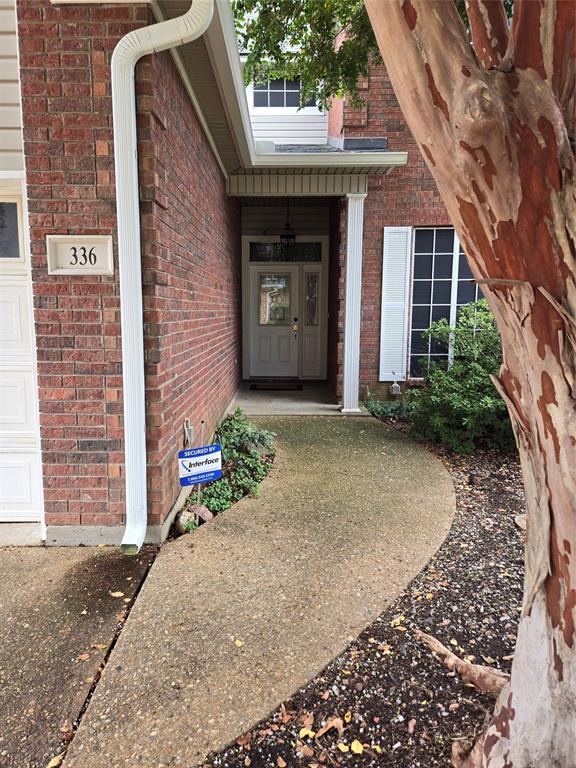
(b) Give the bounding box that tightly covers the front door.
[244,238,328,380]
[249,265,299,378]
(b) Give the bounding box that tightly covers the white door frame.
[241,235,329,380]
[0,173,45,539]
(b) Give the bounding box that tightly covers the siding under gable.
[0,0,23,172]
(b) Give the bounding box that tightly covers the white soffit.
[227,174,368,196]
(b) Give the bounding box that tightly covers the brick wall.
[18,1,241,535]
[137,50,241,526]
[331,62,451,398]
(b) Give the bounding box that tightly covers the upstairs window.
[253,78,314,108]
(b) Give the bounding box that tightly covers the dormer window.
[253,78,315,108]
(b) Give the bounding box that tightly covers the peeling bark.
[364,1,576,765]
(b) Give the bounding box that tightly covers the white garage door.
[0,194,43,522]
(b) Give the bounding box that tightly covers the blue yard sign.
[178,443,222,487]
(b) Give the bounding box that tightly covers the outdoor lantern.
[279,198,296,258]
[390,380,401,396]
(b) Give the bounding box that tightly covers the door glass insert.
[305,273,319,326]
[0,203,19,259]
[258,274,290,325]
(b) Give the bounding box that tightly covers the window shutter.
[379,226,412,381]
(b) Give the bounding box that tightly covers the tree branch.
[465,0,509,68]
[511,0,575,141]
[415,630,509,696]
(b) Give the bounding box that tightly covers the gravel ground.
[203,446,525,768]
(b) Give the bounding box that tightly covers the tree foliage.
[233,0,513,108]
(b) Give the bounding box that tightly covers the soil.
[203,445,525,768]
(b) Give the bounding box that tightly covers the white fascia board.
[252,151,408,169]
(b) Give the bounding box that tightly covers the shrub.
[407,300,515,453]
[200,409,275,514]
[365,390,412,421]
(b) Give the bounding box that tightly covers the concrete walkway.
[63,417,455,768]
[0,547,155,768]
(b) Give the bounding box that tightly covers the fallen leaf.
[299,728,316,739]
[236,733,251,746]
[277,757,286,767]
[46,756,64,768]
[301,711,315,728]
[320,690,330,700]
[77,653,90,662]
[344,711,352,724]
[351,740,364,754]
[109,591,124,598]
[449,638,458,646]
[244,759,251,767]
[425,592,434,599]
[337,743,349,753]
[390,615,405,627]
[300,743,315,758]
[234,639,244,647]
[373,745,382,754]
[91,643,107,651]
[316,716,344,739]
[408,718,417,734]
[80,610,87,615]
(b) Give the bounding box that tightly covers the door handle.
[293,317,298,338]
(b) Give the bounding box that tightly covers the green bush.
[407,300,515,453]
[199,409,275,514]
[365,390,412,421]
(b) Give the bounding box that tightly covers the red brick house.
[0,0,474,549]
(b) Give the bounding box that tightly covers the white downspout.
[111,0,214,554]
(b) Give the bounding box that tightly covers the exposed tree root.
[414,630,509,696]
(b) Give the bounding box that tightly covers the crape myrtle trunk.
[364,1,576,765]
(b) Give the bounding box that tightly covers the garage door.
[0,194,43,522]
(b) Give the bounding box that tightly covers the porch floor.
[63,417,455,768]
[232,381,366,416]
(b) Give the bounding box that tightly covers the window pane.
[413,253,432,279]
[254,81,268,91]
[258,274,290,325]
[430,338,449,354]
[411,305,431,328]
[285,91,300,107]
[412,281,431,304]
[285,79,300,91]
[253,91,268,107]
[411,330,428,354]
[270,78,284,89]
[434,252,453,279]
[305,273,319,326]
[0,203,19,259]
[457,281,477,304]
[435,229,454,253]
[250,241,322,262]
[410,355,425,378]
[431,305,451,323]
[414,229,433,253]
[459,252,473,279]
[269,91,285,107]
[433,281,451,304]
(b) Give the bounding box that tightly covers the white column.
[341,192,367,413]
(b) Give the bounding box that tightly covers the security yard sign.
[178,444,222,487]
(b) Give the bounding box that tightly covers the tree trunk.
[364,1,576,765]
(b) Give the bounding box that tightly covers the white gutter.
[111,0,214,554]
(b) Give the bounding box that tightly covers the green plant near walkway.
[409,300,515,453]
[200,409,276,514]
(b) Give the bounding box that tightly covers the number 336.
[70,246,97,266]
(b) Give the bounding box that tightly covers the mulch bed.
[203,442,525,768]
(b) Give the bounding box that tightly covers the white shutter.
[379,226,412,381]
